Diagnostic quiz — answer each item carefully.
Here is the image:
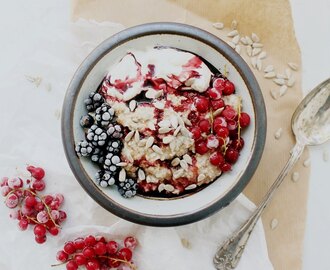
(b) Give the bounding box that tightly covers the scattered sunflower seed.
[164,184,175,192]
[251,32,260,42]
[279,85,288,97]
[138,169,146,180]
[180,159,189,170]
[276,73,286,79]
[125,131,135,142]
[197,174,206,182]
[287,76,296,87]
[256,58,262,71]
[158,119,171,128]
[183,154,193,165]
[270,89,280,100]
[138,139,147,147]
[274,128,283,140]
[291,172,300,182]
[228,41,236,49]
[152,145,163,154]
[303,158,311,167]
[181,238,192,249]
[258,51,267,60]
[264,65,274,73]
[232,35,240,45]
[119,169,126,182]
[212,22,224,30]
[252,42,263,48]
[270,218,278,230]
[285,68,292,79]
[134,130,140,143]
[273,78,285,86]
[185,184,197,191]
[117,162,128,167]
[264,71,276,79]
[129,100,137,111]
[231,20,238,30]
[252,48,262,56]
[146,136,154,148]
[227,30,239,37]
[251,57,257,69]
[240,37,248,45]
[245,36,253,45]
[323,149,329,162]
[288,62,299,71]
[235,45,241,54]
[171,158,181,167]
[159,127,172,134]
[246,46,252,57]
[163,136,174,144]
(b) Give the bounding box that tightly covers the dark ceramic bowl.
[62,23,266,226]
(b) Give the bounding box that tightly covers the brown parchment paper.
[71,1,310,269]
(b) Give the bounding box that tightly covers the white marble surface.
[0,0,329,269]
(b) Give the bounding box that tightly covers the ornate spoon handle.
[213,142,305,270]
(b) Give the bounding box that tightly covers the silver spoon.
[214,78,330,270]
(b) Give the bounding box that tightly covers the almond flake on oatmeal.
[180,160,189,171]
[164,184,175,192]
[212,22,224,29]
[287,76,295,87]
[264,65,274,73]
[119,169,126,182]
[232,35,240,45]
[274,128,283,140]
[291,172,299,182]
[252,42,263,48]
[129,100,137,111]
[154,101,165,110]
[251,32,260,42]
[163,136,174,144]
[273,78,285,86]
[171,157,181,167]
[152,145,163,154]
[288,62,299,71]
[146,136,154,148]
[185,184,197,191]
[180,127,191,137]
[252,47,262,56]
[246,46,252,57]
[117,162,128,167]
[183,154,193,165]
[159,127,172,134]
[134,130,140,143]
[270,89,280,100]
[170,116,179,128]
[279,85,288,97]
[227,30,238,37]
[270,218,278,230]
[258,51,267,60]
[197,174,206,182]
[125,131,135,142]
[174,126,181,136]
[264,71,276,79]
[158,183,165,192]
[138,169,146,180]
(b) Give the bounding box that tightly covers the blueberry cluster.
[75,91,138,198]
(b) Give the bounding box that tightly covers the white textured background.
[0,0,329,269]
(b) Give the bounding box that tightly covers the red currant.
[215,126,229,138]
[35,235,46,244]
[195,140,209,155]
[191,127,202,140]
[221,106,237,120]
[34,224,46,237]
[118,247,133,261]
[198,119,211,133]
[225,148,239,164]
[74,237,86,250]
[213,78,226,91]
[223,80,235,95]
[206,135,219,149]
[31,179,45,191]
[206,87,222,100]
[18,219,29,231]
[239,112,251,128]
[25,196,37,208]
[231,138,245,151]
[36,210,49,223]
[209,152,225,166]
[34,201,44,211]
[64,242,76,255]
[82,247,95,258]
[106,240,119,255]
[26,166,45,181]
[211,99,225,110]
[220,162,232,172]
[94,241,107,255]
[5,194,18,208]
[74,254,87,266]
[187,111,199,124]
[227,120,238,131]
[1,186,11,196]
[107,257,121,268]
[7,177,23,189]
[66,260,78,270]
[49,226,60,236]
[86,259,100,270]
[124,236,138,250]
[58,210,67,222]
[195,97,209,113]
[56,250,69,262]
[96,236,106,243]
[85,235,97,246]
[213,116,227,128]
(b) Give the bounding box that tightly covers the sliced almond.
[158,183,165,192]
[145,88,157,99]
[235,45,241,54]
[251,57,257,69]
[171,158,181,167]
[231,20,238,30]
[163,136,174,144]
[129,100,137,112]
[173,169,184,179]
[245,36,253,45]
[270,218,278,230]
[274,128,283,140]
[251,32,260,42]
[159,127,172,134]
[291,172,299,182]
[138,139,147,147]
[285,68,292,79]
[185,184,197,191]
[119,169,126,182]
[158,119,171,128]
[152,145,163,154]
[240,37,248,45]
[183,117,192,126]
[146,136,154,148]
[303,158,311,167]
[183,154,193,165]
[138,169,146,181]
[264,65,274,73]
[256,58,262,71]
[124,131,134,142]
[270,89,280,100]
[146,175,158,183]
[227,41,236,49]
[212,22,224,30]
[264,71,276,79]
[227,30,239,37]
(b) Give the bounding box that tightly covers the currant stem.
[237,96,242,140]
[99,256,137,270]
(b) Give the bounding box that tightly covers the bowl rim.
[62,22,266,227]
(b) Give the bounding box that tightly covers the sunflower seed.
[274,128,283,140]
[245,36,253,45]
[125,131,135,142]
[251,57,257,69]
[303,158,311,167]
[212,22,224,29]
[256,58,262,71]
[180,160,189,170]
[287,76,295,87]
[146,136,154,148]
[276,73,286,79]
[126,152,134,163]
[240,37,248,45]
[183,117,192,126]
[171,158,181,167]
[170,116,179,128]
[183,154,193,165]
[252,42,263,48]
[174,126,181,136]
[270,89,280,100]
[246,46,252,57]
[273,78,285,86]
[264,65,274,73]
[270,218,278,230]
[232,35,240,45]
[129,100,137,111]
[163,136,174,144]
[213,107,225,117]
[119,169,126,182]
[288,62,299,71]
[138,139,147,147]
[285,68,292,79]
[227,30,238,37]
[154,101,165,110]
[152,145,163,154]
[264,71,276,79]
[180,127,191,137]
[291,172,299,182]
[197,174,206,182]
[146,175,158,183]
[138,169,146,180]
[164,184,175,192]
[252,48,262,56]
[185,184,197,191]
[173,169,184,179]
[117,162,128,167]
[158,183,165,192]
[228,41,236,49]
[231,20,238,30]
[251,32,260,42]
[154,90,163,99]
[158,119,171,128]
[159,127,172,134]
[279,85,288,97]
[323,149,329,162]
[258,51,267,59]
[134,130,140,142]
[235,45,241,54]
[145,89,157,99]
[177,116,185,126]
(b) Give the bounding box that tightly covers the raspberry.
[106,241,119,255]
[210,152,225,166]
[223,80,235,95]
[198,119,211,133]
[195,97,209,113]
[56,250,69,262]
[195,140,208,155]
[239,112,251,128]
[124,236,138,250]
[64,242,76,254]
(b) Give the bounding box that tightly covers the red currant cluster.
[55,235,137,270]
[1,166,66,244]
[189,77,251,171]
